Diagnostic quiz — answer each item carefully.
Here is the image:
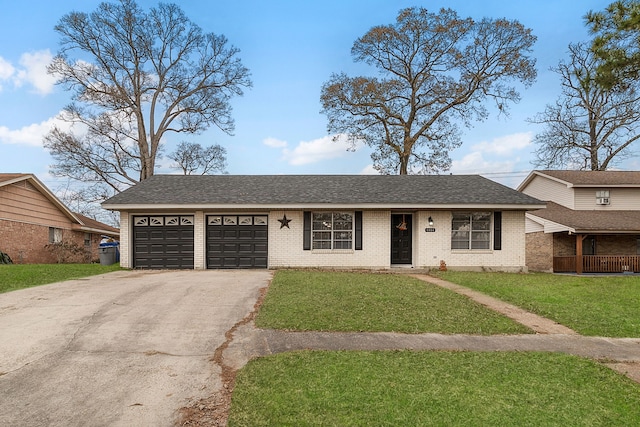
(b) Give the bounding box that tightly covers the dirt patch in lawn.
[176,285,269,426]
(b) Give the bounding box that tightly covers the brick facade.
[524,231,640,272]
[525,231,553,272]
[415,210,527,272]
[120,209,529,271]
[594,235,639,255]
[119,211,130,268]
[0,219,104,264]
[553,233,575,256]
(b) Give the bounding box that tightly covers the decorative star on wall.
[278,214,291,229]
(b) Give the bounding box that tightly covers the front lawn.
[255,270,530,335]
[0,263,121,293]
[434,271,640,337]
[229,350,640,426]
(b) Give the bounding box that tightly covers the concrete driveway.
[0,269,271,427]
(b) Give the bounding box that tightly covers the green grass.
[255,270,530,335]
[433,271,640,337]
[0,263,121,293]
[229,350,640,426]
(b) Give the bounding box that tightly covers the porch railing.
[553,256,575,273]
[553,255,640,273]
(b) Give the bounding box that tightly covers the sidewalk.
[223,274,640,383]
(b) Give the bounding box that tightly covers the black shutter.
[493,211,502,250]
[303,211,311,250]
[355,211,363,250]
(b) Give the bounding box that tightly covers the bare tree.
[55,182,120,227]
[530,42,640,170]
[320,7,537,175]
[45,0,251,192]
[168,141,227,175]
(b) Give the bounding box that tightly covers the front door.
[391,214,412,265]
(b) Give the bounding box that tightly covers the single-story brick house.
[102,174,544,271]
[102,175,544,271]
[0,173,120,264]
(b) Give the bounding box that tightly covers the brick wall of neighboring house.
[0,219,51,263]
[553,233,575,256]
[594,235,639,255]
[525,231,553,272]
[552,233,639,257]
[0,219,102,264]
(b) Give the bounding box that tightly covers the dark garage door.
[207,215,268,268]
[133,215,194,269]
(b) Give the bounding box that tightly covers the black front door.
[391,214,412,264]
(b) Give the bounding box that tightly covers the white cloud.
[15,50,56,95]
[282,134,360,166]
[359,164,379,175]
[0,115,71,147]
[470,132,532,156]
[0,56,16,91]
[0,50,56,95]
[263,137,288,148]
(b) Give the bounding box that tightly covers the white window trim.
[451,212,492,251]
[311,211,354,251]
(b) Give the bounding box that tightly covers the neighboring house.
[0,173,120,264]
[102,175,544,271]
[518,170,640,274]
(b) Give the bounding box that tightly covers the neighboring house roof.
[518,170,640,190]
[102,174,544,210]
[527,201,640,234]
[74,212,120,236]
[0,173,119,238]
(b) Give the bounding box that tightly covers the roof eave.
[526,212,640,234]
[102,203,546,211]
[572,229,640,234]
[571,184,640,188]
[517,170,576,191]
[75,225,120,237]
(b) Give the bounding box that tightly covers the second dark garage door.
[207,215,268,268]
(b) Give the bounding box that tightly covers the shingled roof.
[519,170,640,189]
[528,201,640,233]
[102,174,544,209]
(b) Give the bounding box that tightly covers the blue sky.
[0,0,628,192]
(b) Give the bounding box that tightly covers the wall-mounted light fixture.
[428,216,434,226]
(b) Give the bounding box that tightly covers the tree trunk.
[399,154,409,175]
[590,144,599,171]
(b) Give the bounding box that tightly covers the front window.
[451,212,491,250]
[312,212,353,249]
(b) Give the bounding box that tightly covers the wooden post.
[575,234,585,275]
